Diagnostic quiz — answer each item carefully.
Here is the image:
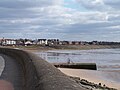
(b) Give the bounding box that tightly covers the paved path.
[0,54,25,90]
[0,55,5,76]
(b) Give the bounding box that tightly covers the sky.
[0,0,120,41]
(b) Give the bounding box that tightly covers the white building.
[37,39,48,45]
[2,39,16,45]
[25,41,33,46]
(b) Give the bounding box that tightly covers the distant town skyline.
[0,0,120,41]
[1,38,120,47]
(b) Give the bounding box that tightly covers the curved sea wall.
[0,48,86,90]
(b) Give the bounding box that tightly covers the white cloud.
[0,0,120,41]
[0,0,64,9]
[103,0,120,9]
[76,0,107,11]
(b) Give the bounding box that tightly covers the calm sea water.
[35,49,120,71]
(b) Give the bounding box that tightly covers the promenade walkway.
[0,55,4,76]
[0,54,25,90]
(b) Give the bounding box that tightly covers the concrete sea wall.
[53,63,97,70]
[0,48,86,90]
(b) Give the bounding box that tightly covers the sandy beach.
[58,68,120,89]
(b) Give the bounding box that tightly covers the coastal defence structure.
[53,63,97,70]
[0,48,87,90]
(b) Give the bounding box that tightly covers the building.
[47,39,59,45]
[1,39,16,46]
[36,39,59,46]
[37,39,48,45]
[0,39,3,45]
[60,41,69,45]
[25,41,33,46]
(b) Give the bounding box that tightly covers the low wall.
[53,63,97,70]
[0,48,86,90]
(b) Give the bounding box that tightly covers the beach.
[2,44,120,52]
[58,68,120,89]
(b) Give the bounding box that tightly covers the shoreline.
[26,45,120,52]
[1,45,120,52]
[58,68,120,90]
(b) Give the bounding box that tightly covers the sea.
[35,49,120,71]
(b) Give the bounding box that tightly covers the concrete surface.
[0,54,25,90]
[0,48,87,90]
[0,55,4,76]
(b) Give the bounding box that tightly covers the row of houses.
[0,38,60,46]
[0,39,16,46]
[0,38,120,46]
[61,41,120,45]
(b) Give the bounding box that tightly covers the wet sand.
[58,68,120,89]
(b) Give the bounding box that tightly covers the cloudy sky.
[0,0,120,41]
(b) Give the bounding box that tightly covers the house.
[37,39,48,45]
[15,39,25,46]
[47,39,59,45]
[25,41,33,46]
[0,39,3,45]
[80,41,88,45]
[71,41,80,45]
[1,39,16,46]
[60,41,69,45]
[36,39,60,45]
